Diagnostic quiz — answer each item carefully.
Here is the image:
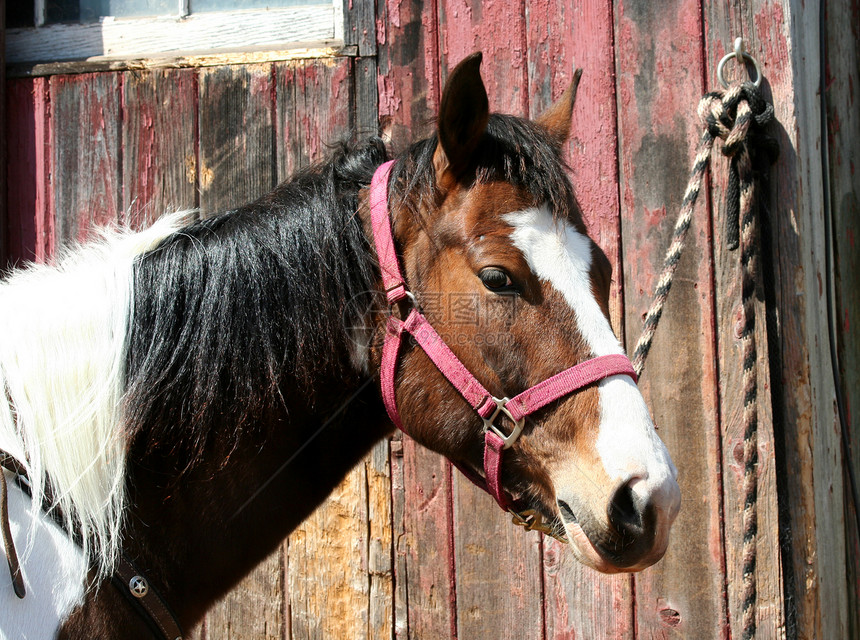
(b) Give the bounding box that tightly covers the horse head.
[366,53,680,573]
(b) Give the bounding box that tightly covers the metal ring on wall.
[717,37,762,88]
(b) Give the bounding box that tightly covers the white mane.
[0,211,194,581]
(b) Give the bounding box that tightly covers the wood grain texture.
[452,478,544,640]
[274,55,392,640]
[276,57,355,180]
[824,0,860,635]
[198,63,276,216]
[527,0,626,339]
[5,78,53,266]
[196,61,285,640]
[345,0,377,56]
[287,464,370,639]
[438,0,528,116]
[613,1,727,637]
[400,437,456,639]
[50,73,122,244]
[121,68,197,229]
[375,0,440,150]
[286,442,393,640]
[702,7,785,638]
[436,6,550,638]
[1,0,6,268]
[759,1,847,637]
[355,56,380,138]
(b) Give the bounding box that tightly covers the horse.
[0,53,680,639]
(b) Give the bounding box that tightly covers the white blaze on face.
[503,205,678,504]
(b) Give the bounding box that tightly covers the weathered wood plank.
[50,73,122,244]
[375,0,440,149]
[613,1,727,637]
[287,465,368,639]
[367,440,394,640]
[196,62,285,639]
[198,63,276,216]
[701,7,785,638]
[121,68,197,229]
[438,0,529,116]
[526,1,634,635]
[1,0,6,268]
[355,56,379,138]
[400,437,457,639]
[286,441,392,640]
[754,1,848,637]
[452,479,544,640]
[276,57,355,181]
[5,78,53,266]
[825,0,860,635]
[527,0,626,338]
[344,0,377,57]
[274,55,392,640]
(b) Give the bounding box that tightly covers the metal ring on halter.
[482,397,526,449]
[717,37,762,89]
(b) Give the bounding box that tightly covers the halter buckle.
[482,397,525,450]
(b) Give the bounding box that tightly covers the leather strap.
[113,554,184,640]
[0,453,26,598]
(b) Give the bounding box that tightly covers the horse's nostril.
[557,499,577,524]
[608,482,644,536]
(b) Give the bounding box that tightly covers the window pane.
[46,0,80,23]
[46,0,179,23]
[191,0,328,12]
[7,0,35,28]
[81,0,178,19]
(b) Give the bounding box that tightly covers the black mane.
[123,113,573,461]
[124,138,387,457]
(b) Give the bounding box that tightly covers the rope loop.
[696,83,778,251]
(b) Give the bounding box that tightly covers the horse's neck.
[60,381,389,635]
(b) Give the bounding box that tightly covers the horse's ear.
[435,52,490,183]
[535,68,583,148]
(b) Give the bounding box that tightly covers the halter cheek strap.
[369,160,637,512]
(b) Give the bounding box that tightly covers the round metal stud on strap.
[129,575,149,598]
[717,37,762,88]
[482,397,526,449]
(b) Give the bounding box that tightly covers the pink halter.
[369,160,637,513]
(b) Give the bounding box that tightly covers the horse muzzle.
[556,473,681,573]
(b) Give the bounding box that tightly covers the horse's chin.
[564,520,670,574]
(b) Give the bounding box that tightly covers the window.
[6,0,344,65]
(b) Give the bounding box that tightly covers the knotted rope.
[630,82,776,639]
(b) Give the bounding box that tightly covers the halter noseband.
[369,161,638,533]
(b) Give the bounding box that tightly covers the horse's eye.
[478,267,516,293]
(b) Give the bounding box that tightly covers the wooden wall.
[4,0,858,638]
[1,0,6,268]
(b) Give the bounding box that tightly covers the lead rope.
[629,41,776,640]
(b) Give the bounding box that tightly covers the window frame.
[6,1,345,66]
